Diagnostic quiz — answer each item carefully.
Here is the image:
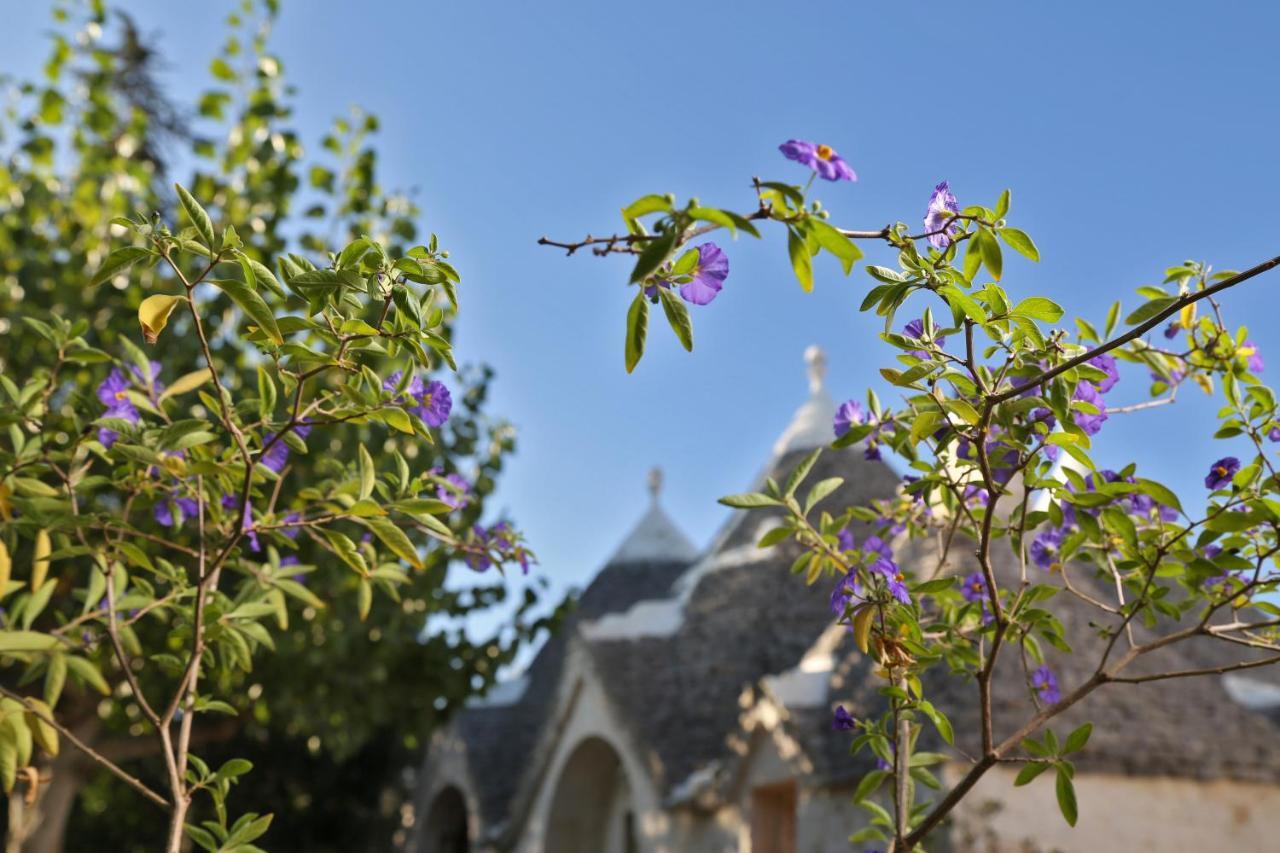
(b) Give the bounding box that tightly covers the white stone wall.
[947,764,1280,852]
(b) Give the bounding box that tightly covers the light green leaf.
[209,278,283,345]
[625,291,648,373]
[658,288,693,352]
[175,183,216,248]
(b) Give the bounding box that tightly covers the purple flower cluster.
[779,140,857,182]
[464,521,531,574]
[384,371,453,428]
[437,473,472,511]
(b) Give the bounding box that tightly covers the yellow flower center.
[115,391,128,401]
[816,144,834,161]
[1216,466,1228,477]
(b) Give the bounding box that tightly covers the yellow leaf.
[137,294,184,344]
[0,483,11,522]
[158,368,213,401]
[31,531,50,593]
[0,541,9,600]
[853,604,875,654]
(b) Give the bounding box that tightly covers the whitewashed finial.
[772,345,838,457]
[804,345,827,395]
[648,466,663,504]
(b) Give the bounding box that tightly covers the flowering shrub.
[0,5,561,849]
[0,194,532,849]
[544,139,1280,850]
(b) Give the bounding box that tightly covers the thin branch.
[0,686,168,809]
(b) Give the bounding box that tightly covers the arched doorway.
[421,786,470,853]
[544,737,638,853]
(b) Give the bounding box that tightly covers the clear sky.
[5,1,1280,632]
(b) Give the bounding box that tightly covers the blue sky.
[5,1,1280,629]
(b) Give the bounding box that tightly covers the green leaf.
[940,285,985,324]
[360,517,423,569]
[175,183,216,248]
[625,291,648,373]
[90,246,153,287]
[1124,296,1178,326]
[805,477,844,512]
[209,278,283,345]
[1014,762,1051,786]
[1055,766,1078,826]
[1063,722,1093,754]
[629,231,678,284]
[358,444,376,501]
[65,656,110,695]
[809,219,863,274]
[1134,478,1182,513]
[787,228,814,292]
[658,288,693,352]
[718,492,781,509]
[158,369,214,401]
[0,631,60,653]
[977,229,1003,281]
[998,227,1040,261]
[1012,297,1064,323]
[621,194,672,225]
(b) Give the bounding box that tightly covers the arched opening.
[544,737,638,853]
[421,786,470,853]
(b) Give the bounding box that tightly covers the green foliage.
[0,3,562,849]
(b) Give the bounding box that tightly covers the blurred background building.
[405,347,1280,853]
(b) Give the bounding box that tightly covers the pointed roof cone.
[606,466,698,565]
[772,345,837,457]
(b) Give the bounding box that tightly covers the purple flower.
[861,536,893,561]
[963,484,991,507]
[282,512,301,540]
[904,318,946,359]
[129,361,165,400]
[960,571,988,605]
[1240,340,1264,373]
[829,573,862,616]
[831,704,857,731]
[1087,354,1119,394]
[923,181,960,250]
[1163,322,1180,339]
[1030,527,1063,572]
[384,372,453,428]
[261,433,291,473]
[437,474,471,510]
[1270,426,1280,443]
[1031,665,1061,704]
[1204,457,1240,490]
[1071,381,1108,436]
[833,399,865,437]
[870,557,910,604]
[154,496,199,528]
[97,368,142,447]
[864,443,882,461]
[778,139,857,182]
[678,242,729,306]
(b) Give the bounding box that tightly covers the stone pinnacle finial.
[804,345,827,395]
[647,467,663,504]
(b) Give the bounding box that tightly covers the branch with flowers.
[0,189,534,851]
[542,138,1280,850]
